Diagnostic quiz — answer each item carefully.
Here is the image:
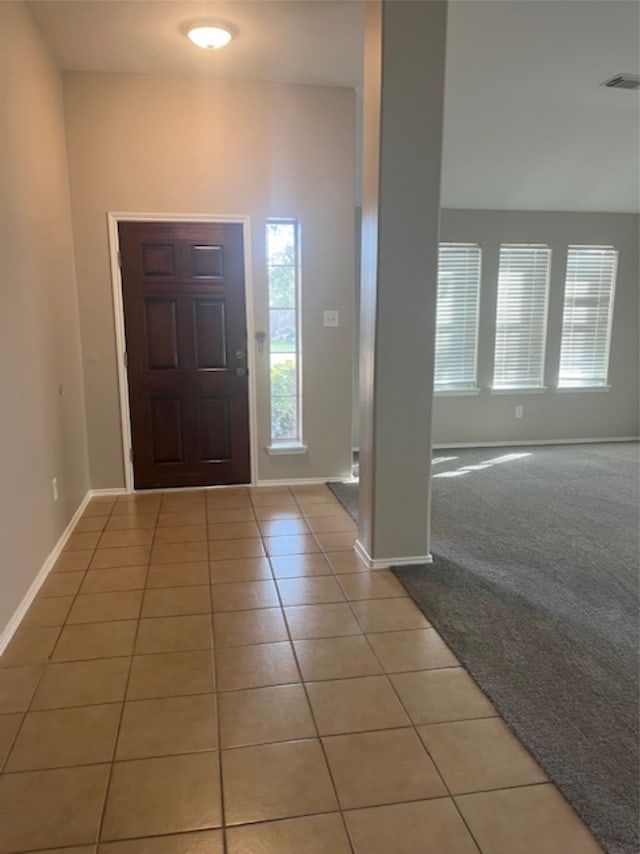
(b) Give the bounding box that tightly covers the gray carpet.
[328,443,640,854]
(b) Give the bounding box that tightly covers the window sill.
[435,388,481,397]
[556,385,611,393]
[266,443,308,456]
[491,387,548,395]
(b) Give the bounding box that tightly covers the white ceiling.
[27,1,364,88]
[442,1,640,213]
[28,0,640,212]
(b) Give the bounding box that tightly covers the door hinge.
[123,351,128,369]
[129,448,134,463]
[117,250,122,268]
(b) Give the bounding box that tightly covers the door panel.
[191,244,224,278]
[141,243,175,277]
[150,398,184,463]
[119,221,250,489]
[144,299,180,370]
[199,397,231,462]
[193,300,227,369]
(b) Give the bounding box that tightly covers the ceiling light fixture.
[183,21,234,50]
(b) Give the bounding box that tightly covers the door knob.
[235,350,246,360]
[235,367,247,377]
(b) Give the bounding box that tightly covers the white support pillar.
[357,0,447,567]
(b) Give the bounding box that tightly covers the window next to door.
[266,220,305,453]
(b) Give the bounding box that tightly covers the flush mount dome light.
[185,22,233,50]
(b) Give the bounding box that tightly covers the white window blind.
[558,246,618,388]
[493,244,551,389]
[434,243,481,391]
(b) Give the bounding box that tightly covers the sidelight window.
[267,220,302,445]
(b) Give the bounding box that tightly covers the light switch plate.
[323,310,340,328]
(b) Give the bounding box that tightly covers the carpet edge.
[391,561,621,854]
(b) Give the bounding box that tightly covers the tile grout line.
[0,713,524,776]
[0,685,499,719]
[9,587,413,628]
[0,750,554,797]
[0,708,25,777]
[26,503,115,671]
[352,579,488,854]
[322,527,494,850]
[320,562,463,837]
[2,485,536,853]
[2,620,458,672]
[267,496,488,852]
[0,501,121,778]
[206,486,353,845]
[2,489,335,838]
[94,493,160,849]
[261,487,357,854]
[0,498,118,851]
[206,489,237,854]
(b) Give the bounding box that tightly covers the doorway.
[117,219,252,489]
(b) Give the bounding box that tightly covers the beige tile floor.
[0,485,602,853]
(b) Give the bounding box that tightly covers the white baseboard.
[0,490,93,656]
[433,436,639,450]
[256,477,352,487]
[355,539,433,570]
[94,480,353,493]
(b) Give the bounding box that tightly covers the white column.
[357,0,447,566]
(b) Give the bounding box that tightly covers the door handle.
[235,350,246,361]
[235,367,247,377]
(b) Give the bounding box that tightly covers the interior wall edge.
[0,2,92,645]
[0,491,92,655]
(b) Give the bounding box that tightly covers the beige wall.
[0,4,89,637]
[353,209,640,449]
[63,72,355,487]
[433,210,640,444]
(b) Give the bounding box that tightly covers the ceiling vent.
[601,73,640,91]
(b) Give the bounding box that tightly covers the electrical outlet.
[515,406,523,419]
[52,478,59,502]
[323,310,340,328]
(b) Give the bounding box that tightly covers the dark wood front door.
[119,221,251,489]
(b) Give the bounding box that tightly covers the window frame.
[557,245,618,390]
[492,243,552,391]
[265,219,305,452]
[434,242,482,395]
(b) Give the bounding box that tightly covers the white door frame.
[107,212,259,492]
